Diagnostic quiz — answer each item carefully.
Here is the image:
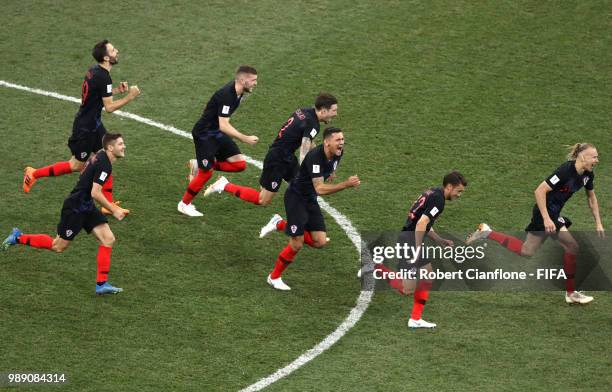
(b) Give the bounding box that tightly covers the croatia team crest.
[271,181,278,189]
[558,217,565,224]
[583,177,589,186]
[290,225,297,234]
[66,230,73,238]
[202,159,209,167]
[80,152,87,159]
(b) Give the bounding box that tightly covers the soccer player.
[466,143,603,304]
[201,93,338,206]
[262,127,360,291]
[361,171,467,328]
[23,40,139,216]
[3,133,128,295]
[177,65,259,217]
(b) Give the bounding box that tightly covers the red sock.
[102,174,113,203]
[303,231,315,247]
[489,231,524,256]
[182,169,213,204]
[410,280,433,320]
[18,234,53,249]
[33,161,73,179]
[270,244,298,279]
[276,219,287,231]
[376,264,406,294]
[96,245,112,283]
[215,161,246,172]
[224,183,260,205]
[563,252,576,293]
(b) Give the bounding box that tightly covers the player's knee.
[52,241,68,253]
[520,248,535,258]
[101,233,116,247]
[258,197,272,206]
[70,160,84,172]
[565,241,579,254]
[311,239,326,249]
[289,239,303,252]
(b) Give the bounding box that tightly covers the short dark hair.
[92,40,110,63]
[323,127,342,139]
[315,93,338,110]
[443,171,468,187]
[236,65,257,75]
[103,132,123,149]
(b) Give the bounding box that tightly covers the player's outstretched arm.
[103,85,140,113]
[534,181,555,232]
[92,183,125,221]
[218,117,258,145]
[313,175,360,196]
[427,228,454,247]
[586,189,605,238]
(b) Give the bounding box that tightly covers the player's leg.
[556,223,592,304]
[466,223,545,257]
[407,262,436,328]
[90,215,122,295]
[214,135,246,172]
[303,202,328,248]
[178,135,215,217]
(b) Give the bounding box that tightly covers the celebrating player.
[201,93,338,206]
[177,65,259,217]
[23,40,139,216]
[261,127,360,291]
[361,172,467,329]
[466,143,603,304]
[3,133,128,295]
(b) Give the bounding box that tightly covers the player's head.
[568,143,598,171]
[235,65,258,93]
[92,40,118,65]
[315,93,338,124]
[103,132,125,158]
[442,171,467,201]
[323,127,344,157]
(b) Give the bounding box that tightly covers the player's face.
[106,43,119,65]
[320,104,338,123]
[240,73,258,93]
[581,148,599,171]
[326,132,344,156]
[446,184,465,201]
[110,138,126,158]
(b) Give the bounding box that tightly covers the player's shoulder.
[216,81,236,96]
[305,144,325,162]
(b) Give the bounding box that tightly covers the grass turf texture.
[1,0,611,391]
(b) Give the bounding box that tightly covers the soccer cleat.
[187,159,198,182]
[203,176,229,197]
[177,201,203,217]
[465,223,492,244]
[259,214,283,238]
[96,282,124,295]
[101,201,130,216]
[565,291,594,304]
[408,318,437,329]
[267,274,291,291]
[22,166,37,193]
[1,228,22,251]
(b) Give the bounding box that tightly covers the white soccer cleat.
[408,318,437,329]
[177,201,203,217]
[203,176,229,197]
[565,291,594,304]
[466,223,492,244]
[267,274,291,291]
[260,214,283,238]
[187,159,198,182]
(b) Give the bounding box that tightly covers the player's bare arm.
[534,181,555,232]
[112,81,129,95]
[92,183,125,221]
[299,137,312,164]
[312,175,360,196]
[586,189,605,237]
[218,116,258,145]
[427,228,454,247]
[102,85,140,113]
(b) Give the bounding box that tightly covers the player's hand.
[543,217,556,233]
[596,223,605,238]
[118,81,128,93]
[243,135,259,145]
[112,208,126,221]
[345,175,361,188]
[128,85,141,98]
[440,239,454,247]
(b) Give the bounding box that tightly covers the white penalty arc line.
[0,79,373,391]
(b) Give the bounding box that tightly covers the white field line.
[0,79,373,391]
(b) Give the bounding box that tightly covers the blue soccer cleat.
[2,228,22,251]
[96,282,124,295]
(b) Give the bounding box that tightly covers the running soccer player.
[262,127,360,291]
[177,65,259,217]
[360,172,467,329]
[466,143,603,304]
[23,40,139,216]
[3,133,128,295]
[201,93,338,206]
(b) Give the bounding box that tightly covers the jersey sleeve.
[216,89,235,118]
[93,159,112,186]
[96,71,113,98]
[302,118,319,140]
[422,193,444,221]
[585,173,594,190]
[545,163,572,190]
